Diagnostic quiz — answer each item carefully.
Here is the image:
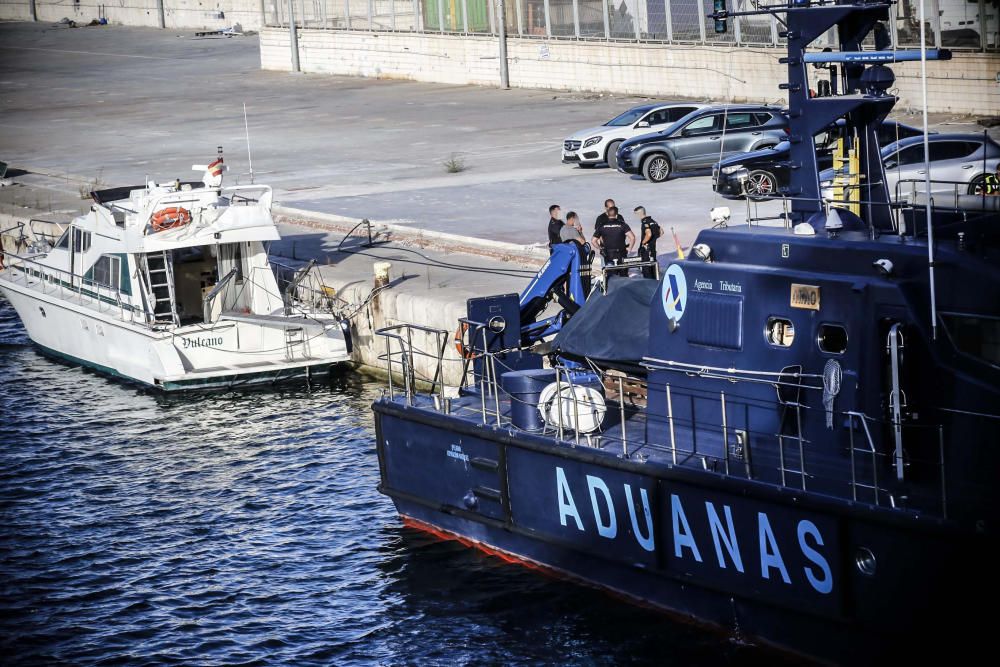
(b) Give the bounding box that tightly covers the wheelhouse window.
[942,314,1000,367]
[766,317,795,347]
[54,229,70,250]
[87,255,121,290]
[817,324,848,354]
[73,230,92,253]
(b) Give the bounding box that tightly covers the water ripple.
[0,298,778,665]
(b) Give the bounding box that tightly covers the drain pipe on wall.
[287,0,301,73]
[497,0,510,89]
[29,0,37,21]
[156,0,165,29]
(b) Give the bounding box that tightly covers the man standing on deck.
[547,204,564,252]
[635,206,662,280]
[592,206,634,284]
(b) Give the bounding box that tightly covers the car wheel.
[606,141,622,169]
[746,170,778,200]
[968,174,988,195]
[642,155,672,183]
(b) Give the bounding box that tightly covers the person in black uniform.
[547,204,564,253]
[634,206,662,280]
[594,198,615,235]
[591,206,634,284]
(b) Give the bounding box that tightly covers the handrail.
[375,322,450,400]
[202,266,239,323]
[138,184,273,231]
[283,260,316,315]
[1,250,143,324]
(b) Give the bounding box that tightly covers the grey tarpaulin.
[552,279,658,365]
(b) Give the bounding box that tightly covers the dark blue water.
[0,299,778,665]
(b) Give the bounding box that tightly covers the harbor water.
[0,299,777,665]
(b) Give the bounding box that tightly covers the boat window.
[54,229,70,250]
[88,255,121,290]
[73,230,92,253]
[766,317,795,347]
[817,324,848,354]
[942,314,1000,367]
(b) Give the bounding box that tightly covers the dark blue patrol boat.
[371,1,999,661]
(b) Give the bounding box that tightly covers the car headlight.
[620,144,635,153]
[721,165,743,175]
[583,136,602,148]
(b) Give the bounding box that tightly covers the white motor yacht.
[0,152,351,390]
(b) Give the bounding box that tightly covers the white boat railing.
[0,251,148,325]
[138,184,272,233]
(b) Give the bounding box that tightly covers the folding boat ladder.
[284,326,304,361]
[143,251,179,327]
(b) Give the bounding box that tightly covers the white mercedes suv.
[562,102,706,170]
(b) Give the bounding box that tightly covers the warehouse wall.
[259,27,1000,116]
[0,0,264,29]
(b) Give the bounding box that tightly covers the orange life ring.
[152,207,192,232]
[454,323,476,360]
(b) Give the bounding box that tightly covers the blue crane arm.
[518,243,586,345]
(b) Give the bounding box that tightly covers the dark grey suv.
[616,105,788,183]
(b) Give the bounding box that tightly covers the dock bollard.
[374,261,391,290]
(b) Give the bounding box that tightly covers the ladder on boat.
[285,326,304,361]
[143,251,179,327]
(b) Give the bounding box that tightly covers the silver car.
[881,134,1000,198]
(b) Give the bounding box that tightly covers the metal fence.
[268,0,999,51]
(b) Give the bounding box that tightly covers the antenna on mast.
[243,102,254,184]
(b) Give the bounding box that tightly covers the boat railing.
[375,322,450,403]
[272,260,342,315]
[202,266,239,323]
[894,178,1000,213]
[0,250,147,325]
[139,184,272,232]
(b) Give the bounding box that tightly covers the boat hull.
[374,399,993,663]
[0,279,349,391]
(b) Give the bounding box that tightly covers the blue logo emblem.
[663,264,687,322]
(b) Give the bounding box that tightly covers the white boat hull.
[0,279,351,391]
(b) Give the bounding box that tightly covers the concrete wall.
[0,0,264,29]
[259,27,1000,116]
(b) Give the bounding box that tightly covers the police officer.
[594,198,616,235]
[561,211,593,296]
[634,206,662,280]
[547,204,564,252]
[591,206,635,284]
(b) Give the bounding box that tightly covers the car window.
[668,107,697,122]
[888,145,926,168]
[606,108,648,127]
[643,109,673,126]
[724,113,756,130]
[929,141,979,162]
[753,113,773,126]
[683,115,718,135]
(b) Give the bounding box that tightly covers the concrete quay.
[1,22,995,389]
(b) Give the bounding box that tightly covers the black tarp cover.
[552,279,658,364]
